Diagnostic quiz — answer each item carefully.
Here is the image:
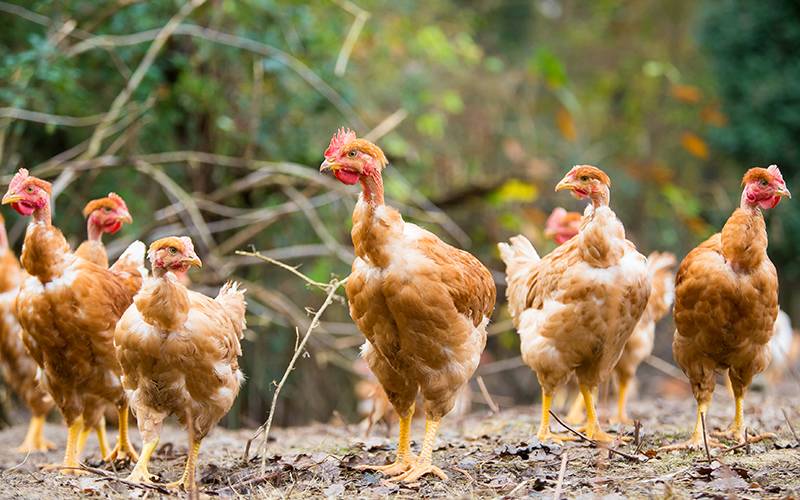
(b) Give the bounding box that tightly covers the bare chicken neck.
[87,217,105,243]
[359,168,385,206]
[352,169,401,268]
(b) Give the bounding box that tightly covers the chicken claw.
[104,408,138,462]
[357,413,417,477]
[13,415,56,453]
[391,461,448,483]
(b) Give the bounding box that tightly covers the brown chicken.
[75,193,133,268]
[71,193,135,459]
[499,166,651,443]
[116,237,245,490]
[0,212,55,452]
[543,209,677,424]
[321,129,496,482]
[2,169,144,472]
[661,165,791,450]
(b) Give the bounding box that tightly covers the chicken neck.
[20,205,72,283]
[720,206,767,272]
[575,206,627,268]
[86,217,105,243]
[359,168,384,206]
[136,273,190,331]
[351,169,400,268]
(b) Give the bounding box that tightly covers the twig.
[701,412,712,463]
[213,470,282,495]
[76,464,172,494]
[364,109,408,143]
[282,185,355,264]
[68,24,368,133]
[450,466,475,483]
[331,0,371,76]
[553,448,568,500]
[82,0,207,160]
[0,108,113,127]
[548,410,644,462]
[332,410,355,436]
[507,479,530,497]
[782,408,799,444]
[245,269,348,474]
[475,376,499,416]
[235,250,344,294]
[644,355,689,383]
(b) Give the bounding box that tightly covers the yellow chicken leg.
[710,395,775,444]
[165,439,202,491]
[609,381,632,425]
[105,407,138,462]
[51,417,86,475]
[564,392,586,424]
[536,393,576,443]
[581,384,619,443]
[391,419,447,482]
[76,416,111,460]
[658,402,725,451]
[357,406,418,477]
[126,438,159,484]
[14,415,55,453]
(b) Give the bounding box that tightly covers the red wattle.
[11,202,34,216]
[106,221,123,234]
[335,169,360,185]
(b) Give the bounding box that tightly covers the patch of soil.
[0,387,798,499]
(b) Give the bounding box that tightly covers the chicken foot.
[579,384,622,443]
[710,395,775,444]
[126,438,160,484]
[164,439,201,491]
[43,416,86,474]
[658,403,727,451]
[13,414,55,453]
[391,419,448,482]
[104,406,138,462]
[608,381,633,425]
[357,410,418,476]
[536,394,577,443]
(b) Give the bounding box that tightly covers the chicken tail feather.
[216,281,247,338]
[498,235,540,283]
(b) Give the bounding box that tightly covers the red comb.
[9,168,29,191]
[324,127,357,158]
[767,165,785,185]
[108,192,127,209]
[179,236,195,252]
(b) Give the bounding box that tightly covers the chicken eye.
[347,151,357,158]
[168,247,178,255]
[580,176,589,182]
[104,207,112,212]
[760,179,768,187]
[26,186,35,193]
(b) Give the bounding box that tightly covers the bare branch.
[82,0,207,160]
[331,0,371,77]
[363,109,408,143]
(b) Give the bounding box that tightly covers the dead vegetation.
[0,389,798,500]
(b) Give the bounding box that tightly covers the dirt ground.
[0,384,798,500]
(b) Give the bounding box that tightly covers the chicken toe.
[389,419,448,482]
[13,415,55,453]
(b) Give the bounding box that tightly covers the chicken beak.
[776,185,792,199]
[555,178,576,192]
[117,209,133,224]
[183,253,202,268]
[2,191,22,205]
[320,159,339,173]
[543,227,557,238]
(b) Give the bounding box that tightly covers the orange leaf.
[700,106,728,127]
[556,108,577,142]
[680,131,709,159]
[670,84,702,103]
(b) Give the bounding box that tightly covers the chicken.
[0,212,55,452]
[499,165,651,443]
[544,207,582,245]
[320,129,496,482]
[2,169,144,472]
[75,193,133,268]
[542,209,677,424]
[116,237,245,490]
[661,165,791,450]
[70,193,135,458]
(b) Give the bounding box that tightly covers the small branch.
[548,410,645,462]
[244,269,348,474]
[701,412,712,463]
[475,376,499,416]
[782,408,799,445]
[332,0,371,77]
[363,108,408,143]
[82,0,207,160]
[0,108,112,127]
[75,464,171,494]
[553,448,568,500]
[235,250,345,295]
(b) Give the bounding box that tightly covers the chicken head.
[555,165,611,207]
[83,193,133,236]
[147,237,202,277]
[2,169,52,217]
[741,165,791,210]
